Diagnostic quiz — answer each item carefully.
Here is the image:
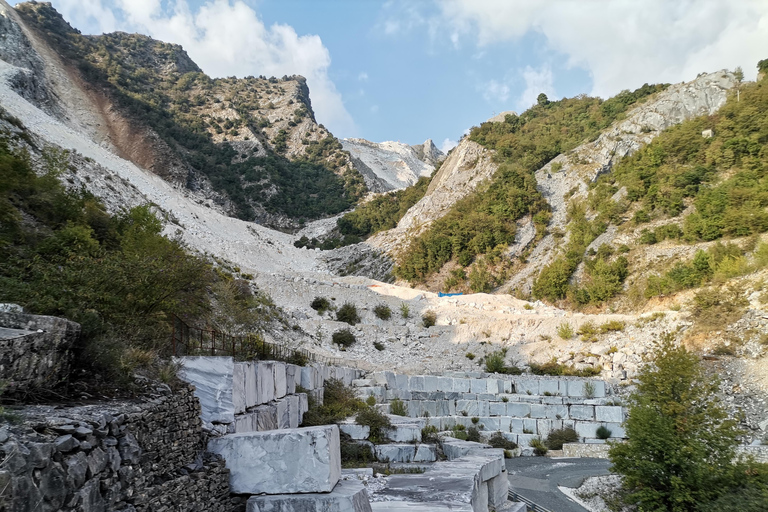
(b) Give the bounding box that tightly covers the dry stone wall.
[0,386,230,512]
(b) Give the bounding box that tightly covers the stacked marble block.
[177,356,363,434]
[339,415,437,463]
[354,371,626,450]
[369,439,510,512]
[207,425,373,512]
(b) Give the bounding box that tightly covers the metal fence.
[170,314,360,368]
[508,491,553,512]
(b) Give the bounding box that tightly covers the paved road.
[505,457,612,512]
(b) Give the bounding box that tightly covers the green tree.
[609,334,740,511]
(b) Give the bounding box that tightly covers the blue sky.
[14,0,768,151]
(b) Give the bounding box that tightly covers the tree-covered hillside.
[15,2,366,223]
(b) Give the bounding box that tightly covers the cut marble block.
[301,366,317,390]
[285,363,299,394]
[275,397,290,429]
[257,362,275,404]
[233,362,247,415]
[569,405,594,421]
[340,423,370,440]
[177,356,234,424]
[245,362,258,408]
[386,424,421,443]
[208,425,341,494]
[247,480,372,512]
[376,444,416,463]
[254,404,278,431]
[413,444,437,462]
[273,362,287,399]
[595,406,623,423]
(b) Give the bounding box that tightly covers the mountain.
[9,0,366,229]
[341,137,444,192]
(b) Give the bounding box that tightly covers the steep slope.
[11,1,365,228]
[341,137,443,192]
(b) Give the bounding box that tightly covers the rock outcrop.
[342,138,444,192]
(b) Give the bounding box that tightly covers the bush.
[557,322,575,339]
[356,406,392,443]
[336,303,360,325]
[422,310,437,327]
[484,350,506,373]
[301,378,364,426]
[466,426,481,442]
[596,425,612,440]
[399,303,410,318]
[530,437,549,456]
[421,425,439,443]
[373,304,392,320]
[332,329,356,348]
[600,320,625,333]
[389,398,408,416]
[488,431,517,450]
[340,440,374,466]
[578,321,599,342]
[529,360,601,377]
[545,427,579,450]
[310,296,331,314]
[465,352,476,360]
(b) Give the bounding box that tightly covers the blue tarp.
[437,292,464,297]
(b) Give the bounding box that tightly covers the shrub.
[336,303,360,325]
[373,341,385,351]
[421,425,439,443]
[529,360,601,377]
[301,378,364,426]
[599,320,625,333]
[422,310,437,327]
[596,425,612,440]
[466,426,481,442]
[583,381,596,398]
[465,352,476,360]
[310,296,331,314]
[488,431,517,450]
[546,427,579,450]
[365,395,376,406]
[389,398,408,416]
[356,406,392,443]
[578,321,599,342]
[374,304,392,320]
[530,437,549,456]
[471,417,480,424]
[484,350,506,373]
[340,441,374,466]
[557,322,575,339]
[399,303,410,318]
[332,329,356,348]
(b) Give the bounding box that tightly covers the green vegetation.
[556,322,575,339]
[529,437,549,456]
[337,176,431,240]
[17,3,365,222]
[394,83,666,284]
[310,296,332,314]
[529,359,601,377]
[356,406,392,443]
[373,304,392,320]
[336,303,360,325]
[421,310,437,327]
[598,69,768,245]
[302,378,364,427]
[465,352,476,360]
[545,427,579,450]
[421,424,439,443]
[399,303,410,318]
[331,329,356,348]
[484,349,522,375]
[389,398,408,416]
[488,431,517,451]
[595,425,612,440]
[609,334,768,511]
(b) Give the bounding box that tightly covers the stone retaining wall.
[0,309,80,392]
[0,386,230,512]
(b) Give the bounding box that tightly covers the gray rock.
[176,356,235,424]
[39,462,68,509]
[595,406,623,423]
[117,433,141,464]
[65,452,88,488]
[208,425,341,494]
[55,435,80,453]
[247,480,372,512]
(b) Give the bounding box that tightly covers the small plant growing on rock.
[422,310,437,327]
[461,410,468,416]
[599,320,625,333]
[596,425,612,440]
[332,329,356,348]
[310,296,331,314]
[530,437,549,456]
[471,417,480,424]
[336,303,360,325]
[389,398,407,416]
[545,427,579,450]
[466,426,481,442]
[421,424,439,443]
[578,321,599,342]
[488,431,517,451]
[557,322,575,339]
[374,305,392,320]
[583,381,596,399]
[366,395,377,406]
[399,303,410,318]
[465,352,476,360]
[356,406,392,443]
[502,396,509,402]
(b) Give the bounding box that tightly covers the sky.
[12,0,768,152]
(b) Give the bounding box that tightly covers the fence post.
[171,315,176,357]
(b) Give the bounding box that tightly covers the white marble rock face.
[247,480,372,512]
[176,356,235,424]
[208,425,342,494]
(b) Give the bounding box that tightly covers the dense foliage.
[395,83,666,283]
[17,3,365,221]
[0,141,213,384]
[609,334,768,511]
[601,73,768,242]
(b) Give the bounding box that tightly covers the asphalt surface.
[505,457,612,512]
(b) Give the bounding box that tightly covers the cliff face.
[341,137,444,192]
[7,0,365,227]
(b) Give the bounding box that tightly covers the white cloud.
[44,0,118,34]
[518,65,555,111]
[358,72,369,82]
[46,0,357,136]
[436,0,768,98]
[440,137,458,153]
[481,79,510,103]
